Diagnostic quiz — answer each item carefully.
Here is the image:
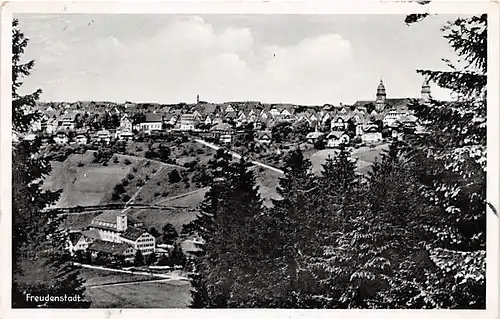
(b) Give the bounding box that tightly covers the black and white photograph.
[1,0,498,314]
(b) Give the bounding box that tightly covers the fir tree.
[11,18,90,308]
[182,150,264,308]
[403,12,487,308]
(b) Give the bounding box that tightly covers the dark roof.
[87,240,133,255]
[68,232,83,246]
[82,229,101,240]
[256,131,272,140]
[145,113,163,122]
[92,210,124,224]
[121,226,148,241]
[385,98,412,112]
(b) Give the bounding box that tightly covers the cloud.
[21,15,355,104]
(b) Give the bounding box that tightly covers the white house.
[361,126,383,143]
[54,131,69,145]
[326,131,350,148]
[179,114,196,131]
[139,113,163,131]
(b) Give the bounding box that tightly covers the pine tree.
[182,150,265,308]
[403,13,487,308]
[11,18,90,308]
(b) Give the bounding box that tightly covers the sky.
[16,14,461,105]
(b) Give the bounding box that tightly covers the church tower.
[421,76,431,102]
[375,79,386,111]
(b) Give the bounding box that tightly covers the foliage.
[11,18,90,308]
[162,223,178,244]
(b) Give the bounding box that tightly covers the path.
[88,278,186,289]
[125,165,165,207]
[193,138,284,175]
[116,153,186,170]
[75,263,189,280]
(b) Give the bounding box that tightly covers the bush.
[127,173,134,180]
[145,161,151,167]
[122,194,131,202]
[156,181,161,186]
[103,162,108,166]
[113,157,119,163]
[136,179,144,187]
[77,161,84,167]
[124,159,131,165]
[154,192,161,197]
[168,169,182,183]
[133,167,138,172]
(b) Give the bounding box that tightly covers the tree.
[146,252,157,266]
[168,169,182,183]
[134,250,144,266]
[170,242,187,267]
[162,223,178,244]
[11,19,90,308]
[149,227,160,239]
[402,13,487,308]
[182,151,266,308]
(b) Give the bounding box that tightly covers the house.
[119,114,133,132]
[88,211,153,254]
[139,113,163,131]
[210,122,233,145]
[326,131,350,148]
[118,131,134,141]
[59,112,76,130]
[361,126,383,143]
[96,129,111,143]
[204,115,213,126]
[164,114,178,127]
[224,104,236,113]
[74,131,88,144]
[87,240,136,260]
[306,131,325,144]
[255,131,272,144]
[54,131,69,145]
[65,231,92,255]
[331,115,350,131]
[269,107,281,117]
[119,227,156,255]
[179,114,196,131]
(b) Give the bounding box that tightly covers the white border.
[0,1,498,319]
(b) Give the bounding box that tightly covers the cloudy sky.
[16,14,460,105]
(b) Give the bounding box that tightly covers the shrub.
[136,196,143,202]
[124,159,131,165]
[154,192,161,197]
[122,179,129,187]
[122,194,131,202]
[103,162,108,166]
[145,161,151,167]
[127,173,134,180]
[77,161,84,167]
[136,179,144,187]
[168,169,181,183]
[133,167,138,173]
[113,157,119,163]
[136,146,143,152]
[156,181,161,186]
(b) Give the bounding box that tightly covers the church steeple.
[421,76,431,102]
[375,78,386,111]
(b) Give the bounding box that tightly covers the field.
[86,280,191,308]
[80,267,157,287]
[43,151,135,208]
[80,267,191,308]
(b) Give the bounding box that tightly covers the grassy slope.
[43,151,133,208]
[59,211,102,231]
[128,207,199,233]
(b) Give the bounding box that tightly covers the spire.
[421,76,431,102]
[377,78,386,96]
